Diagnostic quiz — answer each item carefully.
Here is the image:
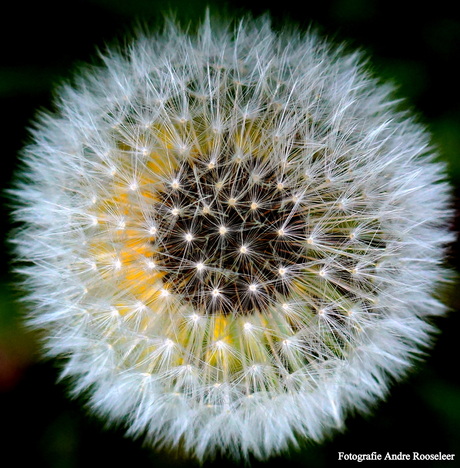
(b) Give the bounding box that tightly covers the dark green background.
[1,1,459,466]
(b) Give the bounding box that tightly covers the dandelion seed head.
[12,15,453,462]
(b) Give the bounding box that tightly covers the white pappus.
[11,15,453,461]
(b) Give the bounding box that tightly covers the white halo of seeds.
[12,16,453,462]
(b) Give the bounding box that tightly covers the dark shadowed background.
[1,1,459,467]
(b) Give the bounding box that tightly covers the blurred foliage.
[1,0,459,466]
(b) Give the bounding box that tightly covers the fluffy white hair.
[12,15,453,461]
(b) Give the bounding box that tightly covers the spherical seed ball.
[12,16,453,461]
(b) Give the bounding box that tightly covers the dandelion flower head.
[13,16,453,461]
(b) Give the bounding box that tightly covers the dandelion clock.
[12,16,453,461]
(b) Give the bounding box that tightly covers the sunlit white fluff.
[12,15,453,461]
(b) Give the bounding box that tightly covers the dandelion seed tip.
[195,262,205,271]
[248,283,258,292]
[250,201,259,211]
[171,207,180,216]
[215,340,225,349]
[184,232,194,242]
[176,144,189,155]
[239,245,248,254]
[233,155,242,164]
[227,197,237,207]
[190,313,200,322]
[218,226,228,236]
[146,260,156,269]
[160,288,170,297]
